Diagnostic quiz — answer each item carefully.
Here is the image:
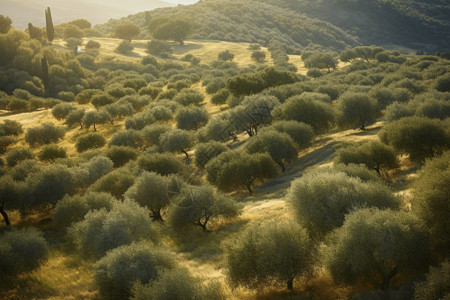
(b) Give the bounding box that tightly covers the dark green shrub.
[378,117,449,162]
[0,227,48,278]
[137,153,185,176]
[6,148,34,167]
[115,40,134,54]
[89,168,135,199]
[76,133,106,152]
[52,103,76,120]
[109,129,144,149]
[106,146,138,168]
[175,106,208,130]
[194,141,229,168]
[25,123,65,147]
[38,144,67,162]
[0,119,23,136]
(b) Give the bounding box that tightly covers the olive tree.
[335,140,398,174]
[38,144,67,162]
[0,227,48,278]
[378,117,449,162]
[414,261,450,300]
[206,151,278,195]
[88,168,135,199]
[194,141,229,168]
[137,153,185,176]
[124,172,171,221]
[53,192,116,228]
[227,94,280,137]
[323,208,430,291]
[168,184,239,231]
[114,23,140,41]
[159,129,195,159]
[94,241,175,300]
[175,106,208,130]
[226,222,313,290]
[245,130,298,172]
[337,92,378,130]
[65,108,85,129]
[106,146,138,168]
[68,199,157,258]
[265,120,315,149]
[51,103,76,120]
[288,170,400,240]
[412,152,450,256]
[131,268,224,300]
[25,123,65,147]
[274,95,335,133]
[76,132,106,152]
[141,123,172,147]
[109,129,144,149]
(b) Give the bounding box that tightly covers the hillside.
[2,0,173,29]
[260,0,450,52]
[94,0,450,52]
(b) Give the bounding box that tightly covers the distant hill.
[94,0,449,52]
[2,0,173,29]
[259,0,450,52]
[94,0,360,52]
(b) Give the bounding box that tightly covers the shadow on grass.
[165,218,248,263]
[172,43,204,54]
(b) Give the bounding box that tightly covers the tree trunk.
[287,278,294,290]
[150,209,164,222]
[381,266,398,292]
[182,149,189,159]
[93,123,96,131]
[276,161,286,172]
[245,184,253,195]
[0,202,10,226]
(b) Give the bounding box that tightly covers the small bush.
[137,153,185,176]
[85,40,100,49]
[0,227,48,278]
[38,144,67,162]
[25,123,65,147]
[106,146,138,168]
[131,268,224,300]
[0,120,23,136]
[52,103,76,120]
[109,129,144,149]
[76,133,106,152]
[6,148,34,167]
[115,40,134,54]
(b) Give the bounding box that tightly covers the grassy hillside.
[94,0,360,52]
[1,26,449,300]
[260,0,450,52]
[94,0,449,53]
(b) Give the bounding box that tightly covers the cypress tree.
[41,56,50,92]
[45,7,54,42]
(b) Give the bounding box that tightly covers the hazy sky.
[164,0,199,4]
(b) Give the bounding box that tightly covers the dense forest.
[0,1,449,299]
